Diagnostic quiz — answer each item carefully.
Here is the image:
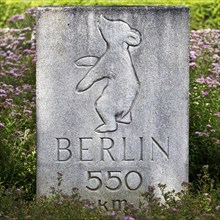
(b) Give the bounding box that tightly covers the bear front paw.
[76,80,91,92]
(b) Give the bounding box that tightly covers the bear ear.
[125,29,141,46]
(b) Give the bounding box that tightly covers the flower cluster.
[0,8,36,197]
[190,29,220,88]
[7,14,25,23]
[189,29,220,183]
[0,8,36,120]
[189,29,219,143]
[0,7,220,204]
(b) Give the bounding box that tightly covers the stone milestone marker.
[37,6,189,210]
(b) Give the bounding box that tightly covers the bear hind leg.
[95,123,117,133]
[95,100,117,133]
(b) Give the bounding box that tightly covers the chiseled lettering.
[112,199,127,210]
[122,137,134,161]
[98,199,108,211]
[124,171,143,190]
[139,137,144,161]
[151,137,169,161]
[56,138,72,161]
[79,137,93,161]
[100,137,115,161]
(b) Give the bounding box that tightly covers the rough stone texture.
[37,6,189,210]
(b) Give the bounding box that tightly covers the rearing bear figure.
[75,15,141,133]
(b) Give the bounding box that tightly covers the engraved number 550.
[86,171,102,191]
[86,171,142,191]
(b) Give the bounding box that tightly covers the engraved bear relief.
[75,15,141,133]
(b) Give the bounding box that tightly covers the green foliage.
[0,1,29,27]
[190,2,220,30]
[0,0,220,29]
[0,6,219,219]
[0,8,36,199]
[189,29,220,184]
[0,172,220,219]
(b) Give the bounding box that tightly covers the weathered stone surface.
[37,6,189,210]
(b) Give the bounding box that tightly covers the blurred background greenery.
[0,1,219,215]
[0,0,220,29]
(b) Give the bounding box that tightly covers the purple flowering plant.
[0,8,36,198]
[0,7,219,209]
[189,29,220,184]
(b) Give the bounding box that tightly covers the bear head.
[97,15,141,47]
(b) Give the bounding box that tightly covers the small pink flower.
[0,94,7,98]
[0,123,5,128]
[111,211,116,216]
[13,14,24,20]
[190,62,197,67]
[196,77,205,83]
[122,217,135,220]
[18,37,25,41]
[201,91,208,96]
[7,14,24,23]
[190,51,197,60]
[15,131,21,136]
[213,63,219,67]
[192,45,199,50]
[195,131,202,137]
[216,206,220,211]
[25,7,36,14]
[23,49,32,53]
[170,208,178,212]
[191,33,199,39]
[23,27,31,31]
[0,89,6,94]
[214,112,220,117]
[23,109,32,114]
[213,54,220,59]
[84,204,94,209]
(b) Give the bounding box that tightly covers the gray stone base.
[37,6,189,210]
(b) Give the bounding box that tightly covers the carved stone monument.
[37,6,189,210]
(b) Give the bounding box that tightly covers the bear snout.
[98,15,109,30]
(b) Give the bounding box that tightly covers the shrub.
[189,29,220,185]
[0,5,219,205]
[0,8,36,199]
[190,2,220,30]
[0,173,220,219]
[0,1,29,28]
[0,0,220,30]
